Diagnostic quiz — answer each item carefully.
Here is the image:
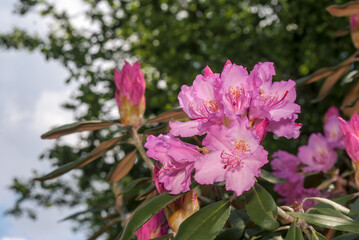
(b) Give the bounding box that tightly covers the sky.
[0,0,89,239]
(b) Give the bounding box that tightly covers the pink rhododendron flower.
[114,61,146,126]
[271,150,300,179]
[324,107,344,149]
[170,66,223,137]
[339,113,359,163]
[194,118,268,196]
[298,133,337,173]
[136,210,168,240]
[145,134,202,194]
[274,175,321,209]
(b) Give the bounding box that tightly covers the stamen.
[268,90,289,109]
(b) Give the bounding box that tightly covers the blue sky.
[0,0,87,239]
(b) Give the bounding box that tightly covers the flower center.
[225,87,248,111]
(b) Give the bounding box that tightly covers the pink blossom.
[271,150,300,179]
[298,133,337,173]
[248,74,301,139]
[145,134,202,194]
[114,61,146,126]
[324,107,344,149]
[170,67,223,137]
[136,209,168,240]
[194,118,268,196]
[219,60,252,118]
[114,61,145,106]
[339,113,359,163]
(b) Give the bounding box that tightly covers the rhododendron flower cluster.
[145,60,302,196]
[272,107,343,207]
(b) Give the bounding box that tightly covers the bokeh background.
[0,0,356,239]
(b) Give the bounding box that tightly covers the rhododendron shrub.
[39,59,359,240]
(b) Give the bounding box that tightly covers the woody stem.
[131,128,154,173]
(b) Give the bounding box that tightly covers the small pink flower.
[136,210,168,240]
[145,134,202,194]
[324,107,344,149]
[298,133,337,173]
[339,113,359,163]
[194,117,268,196]
[273,173,321,209]
[114,61,146,126]
[271,150,300,179]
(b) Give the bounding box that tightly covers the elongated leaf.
[150,233,174,240]
[342,80,359,116]
[296,67,335,85]
[59,208,103,222]
[174,200,230,240]
[285,220,304,240]
[312,208,353,220]
[34,137,123,181]
[304,197,351,215]
[349,197,359,220]
[41,120,127,139]
[287,212,359,233]
[311,230,327,240]
[108,150,137,183]
[332,232,359,240]
[244,183,279,230]
[120,192,184,240]
[260,169,285,184]
[146,109,188,124]
[315,65,351,101]
[313,194,358,209]
[327,1,359,17]
[120,177,151,194]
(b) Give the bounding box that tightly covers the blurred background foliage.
[1,0,356,238]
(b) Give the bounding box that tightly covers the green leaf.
[259,169,285,184]
[310,230,327,240]
[146,109,188,124]
[287,212,359,233]
[285,220,304,240]
[304,197,351,215]
[41,120,128,139]
[332,233,359,240]
[312,194,358,210]
[244,183,279,230]
[120,177,151,194]
[120,192,184,240]
[215,228,244,240]
[174,200,230,240]
[349,197,359,220]
[312,208,353,220]
[34,137,123,181]
[150,233,174,240]
[59,207,103,222]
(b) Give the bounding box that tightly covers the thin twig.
[131,128,154,172]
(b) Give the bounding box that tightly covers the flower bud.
[135,209,168,240]
[350,14,359,49]
[164,190,199,234]
[114,61,146,126]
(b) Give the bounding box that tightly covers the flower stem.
[131,128,154,173]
